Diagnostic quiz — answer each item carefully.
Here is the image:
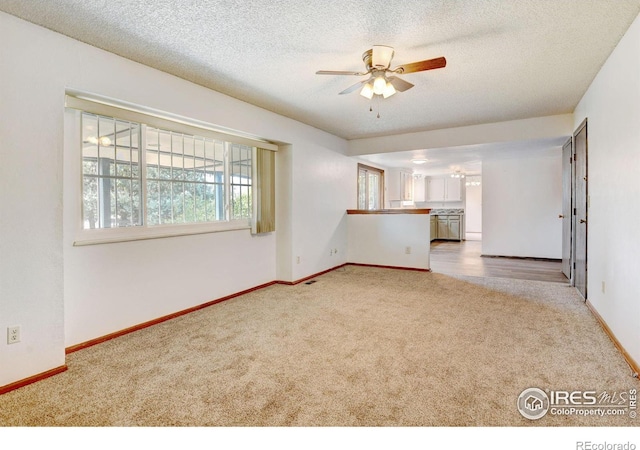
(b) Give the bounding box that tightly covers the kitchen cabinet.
[426,176,462,202]
[426,178,445,202]
[431,214,463,241]
[437,216,449,238]
[447,216,461,240]
[445,177,461,202]
[400,171,413,201]
[430,215,437,241]
[386,169,414,205]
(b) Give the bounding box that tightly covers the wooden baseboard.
[66,280,278,354]
[276,264,348,286]
[0,365,68,395]
[585,300,640,377]
[276,262,430,285]
[347,263,431,272]
[481,254,562,263]
[2,262,430,395]
[67,262,428,353]
[67,264,359,354]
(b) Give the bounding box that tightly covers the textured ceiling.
[1,0,639,141]
[357,136,567,177]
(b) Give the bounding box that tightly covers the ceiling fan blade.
[316,70,367,76]
[339,80,368,95]
[372,45,394,69]
[387,76,414,92]
[393,56,446,74]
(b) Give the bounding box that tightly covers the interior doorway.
[573,119,588,300]
[465,175,482,240]
[561,138,573,280]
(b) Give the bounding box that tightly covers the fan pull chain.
[368,97,381,118]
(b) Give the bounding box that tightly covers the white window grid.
[81,111,253,231]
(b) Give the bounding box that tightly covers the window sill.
[73,220,252,246]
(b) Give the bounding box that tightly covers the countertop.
[347,209,432,215]
[430,209,464,215]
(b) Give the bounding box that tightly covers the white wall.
[465,179,482,234]
[482,148,562,259]
[0,14,65,386]
[290,138,354,280]
[348,115,574,156]
[413,176,426,203]
[573,12,640,367]
[0,12,353,386]
[347,215,430,270]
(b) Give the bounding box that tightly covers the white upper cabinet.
[426,177,446,202]
[426,176,462,202]
[400,171,413,201]
[387,169,414,204]
[445,177,461,201]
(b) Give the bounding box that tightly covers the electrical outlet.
[334,248,338,254]
[296,256,300,264]
[7,326,20,344]
[602,281,606,294]
[405,246,412,254]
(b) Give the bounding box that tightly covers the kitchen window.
[357,163,384,210]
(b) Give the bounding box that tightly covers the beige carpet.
[0,266,637,426]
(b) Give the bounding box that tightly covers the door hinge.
[570,157,573,164]
[573,208,577,215]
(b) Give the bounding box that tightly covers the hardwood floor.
[430,240,569,283]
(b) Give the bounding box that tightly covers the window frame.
[357,163,385,210]
[67,93,275,246]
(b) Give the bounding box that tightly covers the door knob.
[558,214,564,218]
[580,219,587,224]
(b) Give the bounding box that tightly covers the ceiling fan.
[316,45,446,99]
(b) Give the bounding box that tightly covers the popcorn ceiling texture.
[0,0,639,139]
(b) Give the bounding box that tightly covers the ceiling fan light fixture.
[372,45,395,68]
[316,45,447,111]
[360,83,374,99]
[382,81,396,98]
[373,76,387,95]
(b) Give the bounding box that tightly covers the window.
[357,163,384,210]
[144,126,228,226]
[82,114,142,229]
[229,143,253,220]
[80,111,253,231]
[68,92,277,244]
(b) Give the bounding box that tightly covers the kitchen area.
[384,167,482,243]
[347,160,482,271]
